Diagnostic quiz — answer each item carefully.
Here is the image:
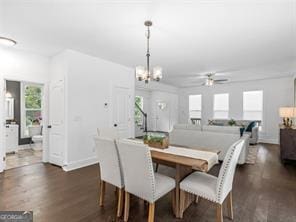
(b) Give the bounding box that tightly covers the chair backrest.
[116,140,156,203]
[216,139,245,203]
[97,127,119,139]
[94,136,124,188]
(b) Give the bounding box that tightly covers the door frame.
[0,76,49,173]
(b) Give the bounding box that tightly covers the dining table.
[125,139,220,218]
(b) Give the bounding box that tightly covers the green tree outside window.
[25,85,42,126]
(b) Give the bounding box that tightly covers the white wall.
[135,81,179,136]
[0,48,50,82]
[51,50,134,171]
[0,48,50,172]
[179,77,294,144]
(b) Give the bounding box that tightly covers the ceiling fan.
[169,70,232,86]
[201,73,229,86]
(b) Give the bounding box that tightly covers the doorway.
[3,79,46,170]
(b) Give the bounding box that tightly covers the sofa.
[169,124,250,164]
[208,119,260,145]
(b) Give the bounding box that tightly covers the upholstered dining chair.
[116,140,176,222]
[179,139,245,222]
[94,136,124,217]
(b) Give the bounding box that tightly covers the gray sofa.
[207,119,260,145]
[169,124,250,164]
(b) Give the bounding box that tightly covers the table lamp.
[279,107,295,128]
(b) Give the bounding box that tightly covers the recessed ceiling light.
[0,37,17,47]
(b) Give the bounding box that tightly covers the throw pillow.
[246,121,256,132]
[240,127,245,137]
[208,120,214,125]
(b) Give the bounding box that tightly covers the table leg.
[174,164,193,218]
[174,164,181,218]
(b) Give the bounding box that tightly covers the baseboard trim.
[62,157,98,172]
[259,138,279,145]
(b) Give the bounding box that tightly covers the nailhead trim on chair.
[181,187,218,203]
[145,147,156,203]
[217,145,236,203]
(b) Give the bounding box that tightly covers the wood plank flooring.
[0,143,296,222]
[6,149,42,170]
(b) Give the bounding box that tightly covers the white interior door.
[155,101,170,132]
[112,86,132,139]
[48,80,65,166]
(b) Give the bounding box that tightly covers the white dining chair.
[179,139,245,222]
[116,140,175,222]
[94,136,124,217]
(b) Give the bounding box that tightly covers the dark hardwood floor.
[0,143,296,222]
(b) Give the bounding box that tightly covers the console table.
[280,128,296,162]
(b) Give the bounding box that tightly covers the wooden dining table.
[150,144,220,218]
[125,139,220,219]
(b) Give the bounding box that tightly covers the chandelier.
[135,21,162,83]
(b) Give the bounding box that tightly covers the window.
[22,84,43,137]
[243,90,263,120]
[135,96,144,126]
[189,95,202,119]
[213,93,229,119]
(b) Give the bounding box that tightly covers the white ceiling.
[1,0,296,87]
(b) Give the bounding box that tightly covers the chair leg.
[179,190,186,219]
[99,180,105,207]
[171,191,176,216]
[148,203,155,222]
[226,191,233,220]
[124,192,130,222]
[117,188,124,217]
[216,203,223,222]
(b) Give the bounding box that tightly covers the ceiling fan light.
[153,66,162,81]
[135,66,146,81]
[0,37,17,47]
[205,78,214,86]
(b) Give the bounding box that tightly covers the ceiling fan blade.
[170,75,207,79]
[214,73,230,76]
[215,67,242,73]
[214,79,228,82]
[181,82,205,87]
